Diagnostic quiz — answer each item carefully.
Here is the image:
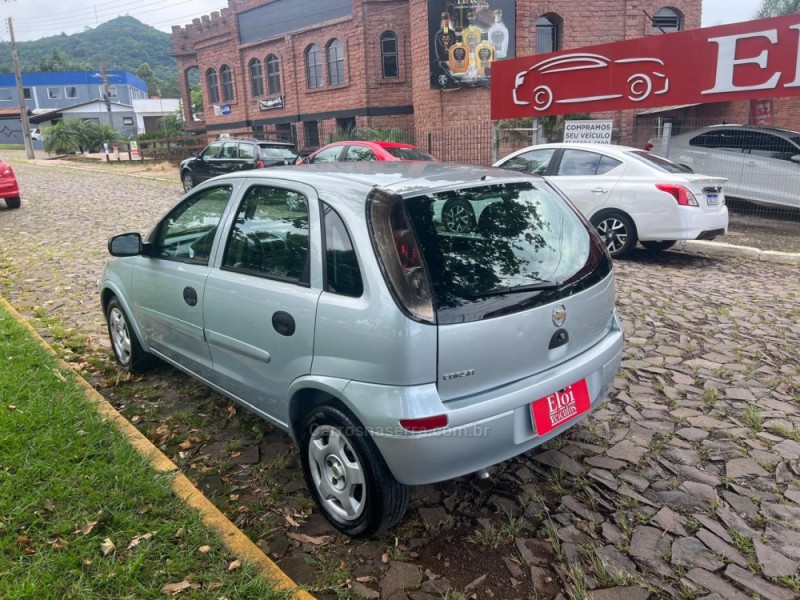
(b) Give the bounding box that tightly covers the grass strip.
[0,302,291,599]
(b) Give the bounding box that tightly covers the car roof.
[213,138,295,146]
[211,161,539,206]
[504,143,641,155]
[680,124,800,137]
[320,140,418,149]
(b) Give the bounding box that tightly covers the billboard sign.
[492,14,800,119]
[429,0,516,90]
[563,120,613,144]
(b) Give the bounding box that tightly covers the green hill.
[0,16,180,96]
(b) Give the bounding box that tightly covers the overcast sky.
[0,0,768,42]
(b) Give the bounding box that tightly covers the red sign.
[530,379,590,436]
[750,98,774,125]
[492,14,800,119]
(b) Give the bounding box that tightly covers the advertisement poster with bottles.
[429,0,516,90]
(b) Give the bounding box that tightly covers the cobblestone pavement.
[2,154,800,599]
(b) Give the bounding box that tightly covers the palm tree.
[755,0,800,18]
[43,121,80,155]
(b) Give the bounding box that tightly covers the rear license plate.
[706,194,718,205]
[531,379,591,436]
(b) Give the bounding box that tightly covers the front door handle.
[183,286,198,306]
[591,187,608,194]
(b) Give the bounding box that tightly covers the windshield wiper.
[473,280,562,298]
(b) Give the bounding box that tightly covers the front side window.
[500,148,556,175]
[536,15,561,54]
[380,31,399,78]
[266,54,281,95]
[653,7,682,32]
[690,130,746,152]
[249,58,264,97]
[48,87,62,99]
[306,45,323,89]
[153,185,233,264]
[323,202,362,296]
[327,38,345,85]
[220,65,234,102]
[200,142,224,159]
[206,68,220,104]
[311,146,343,163]
[557,149,617,176]
[223,186,310,283]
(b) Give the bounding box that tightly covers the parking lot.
[1,153,799,599]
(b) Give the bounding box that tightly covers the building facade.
[172,0,702,161]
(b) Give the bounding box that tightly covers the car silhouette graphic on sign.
[512,53,669,111]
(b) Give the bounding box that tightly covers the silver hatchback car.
[100,162,624,537]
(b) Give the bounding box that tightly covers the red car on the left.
[0,157,20,209]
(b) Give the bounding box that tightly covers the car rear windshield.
[258,145,298,159]
[627,150,693,173]
[384,147,436,161]
[403,181,610,324]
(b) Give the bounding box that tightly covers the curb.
[672,240,800,266]
[0,294,315,600]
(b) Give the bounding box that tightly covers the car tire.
[441,198,476,233]
[106,297,157,373]
[181,171,194,193]
[641,240,676,252]
[5,196,20,209]
[591,211,637,259]
[300,403,410,538]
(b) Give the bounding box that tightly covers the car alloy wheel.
[300,404,409,537]
[441,198,476,232]
[591,212,637,259]
[106,297,156,373]
[181,172,194,192]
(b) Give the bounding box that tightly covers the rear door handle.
[591,187,608,194]
[746,161,756,167]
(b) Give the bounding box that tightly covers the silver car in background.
[100,162,624,537]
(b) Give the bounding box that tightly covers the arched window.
[220,65,234,102]
[380,31,398,78]
[536,15,561,54]
[327,38,345,85]
[653,7,682,32]
[206,68,220,104]
[249,58,264,97]
[266,54,281,95]
[306,44,323,89]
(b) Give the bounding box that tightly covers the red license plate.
[531,379,591,436]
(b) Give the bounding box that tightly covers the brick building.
[172,0,704,162]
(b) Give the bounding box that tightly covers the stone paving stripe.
[0,294,315,600]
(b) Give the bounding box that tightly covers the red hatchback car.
[300,140,436,164]
[0,157,20,209]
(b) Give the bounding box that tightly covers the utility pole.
[8,18,34,159]
[100,59,114,129]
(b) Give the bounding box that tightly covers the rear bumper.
[342,312,624,486]
[637,205,728,242]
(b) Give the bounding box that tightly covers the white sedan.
[493,143,728,258]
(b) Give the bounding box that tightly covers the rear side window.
[383,147,436,161]
[222,186,310,283]
[377,182,610,324]
[689,130,746,152]
[628,150,693,173]
[744,131,799,159]
[557,149,620,176]
[323,203,363,296]
[239,143,255,159]
[345,145,376,162]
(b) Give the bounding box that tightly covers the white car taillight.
[655,183,698,207]
[368,190,435,324]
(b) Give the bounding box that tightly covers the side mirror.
[108,232,143,257]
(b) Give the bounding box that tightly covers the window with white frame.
[326,38,345,85]
[65,86,78,99]
[48,87,62,99]
[122,116,134,126]
[0,89,12,101]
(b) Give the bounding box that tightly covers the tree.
[755,0,800,17]
[43,121,80,155]
[135,62,158,95]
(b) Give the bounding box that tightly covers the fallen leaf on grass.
[355,576,372,583]
[225,404,237,419]
[100,538,115,556]
[161,579,199,595]
[465,573,487,591]
[15,536,35,554]
[6,405,16,411]
[50,537,69,551]
[227,559,241,572]
[127,533,152,550]
[175,528,186,538]
[283,513,301,528]
[42,499,55,512]
[178,439,195,450]
[76,519,98,535]
[198,545,210,554]
[286,532,330,545]
[208,582,223,590]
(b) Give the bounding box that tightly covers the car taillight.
[656,183,698,207]
[256,160,265,168]
[368,190,435,324]
[400,414,448,432]
[1,164,10,177]
[644,142,654,151]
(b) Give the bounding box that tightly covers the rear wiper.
[474,280,562,297]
